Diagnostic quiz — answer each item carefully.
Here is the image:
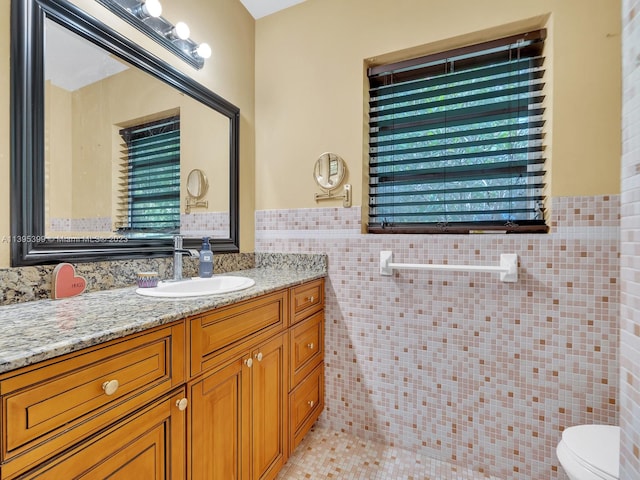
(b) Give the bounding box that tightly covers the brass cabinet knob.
[307,400,315,408]
[309,296,315,303]
[307,342,314,350]
[102,379,119,396]
[176,398,188,411]
[244,358,253,368]
[254,352,263,362]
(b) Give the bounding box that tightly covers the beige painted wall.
[45,82,74,222]
[0,0,255,267]
[46,66,230,223]
[254,0,622,211]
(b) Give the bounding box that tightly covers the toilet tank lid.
[562,425,619,479]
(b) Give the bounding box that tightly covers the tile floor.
[277,424,502,480]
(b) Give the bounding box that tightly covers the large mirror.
[10,0,239,266]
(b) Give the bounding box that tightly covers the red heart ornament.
[52,263,87,300]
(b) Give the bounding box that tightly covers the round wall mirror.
[313,152,346,191]
[186,169,209,199]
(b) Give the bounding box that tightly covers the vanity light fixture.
[95,0,210,69]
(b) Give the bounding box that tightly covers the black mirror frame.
[10,0,240,266]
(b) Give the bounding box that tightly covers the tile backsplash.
[180,211,230,239]
[256,195,619,479]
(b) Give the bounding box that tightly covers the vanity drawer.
[14,388,186,480]
[0,322,185,478]
[190,289,287,377]
[289,278,324,325]
[289,363,324,452]
[289,310,324,389]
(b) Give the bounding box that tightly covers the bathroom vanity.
[0,270,325,480]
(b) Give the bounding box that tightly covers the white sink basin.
[136,276,256,298]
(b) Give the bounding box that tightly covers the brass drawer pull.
[101,379,119,396]
[176,398,188,411]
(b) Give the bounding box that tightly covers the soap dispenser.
[199,237,213,278]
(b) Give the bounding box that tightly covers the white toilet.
[556,425,619,480]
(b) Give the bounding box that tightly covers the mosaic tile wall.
[48,217,112,233]
[46,212,229,239]
[620,0,640,477]
[180,211,230,239]
[255,196,620,479]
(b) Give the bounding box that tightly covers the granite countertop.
[0,267,326,375]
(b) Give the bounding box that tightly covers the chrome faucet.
[173,235,199,281]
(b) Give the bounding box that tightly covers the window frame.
[116,115,181,236]
[367,29,548,234]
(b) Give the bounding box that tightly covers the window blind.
[117,115,181,234]
[368,30,548,234]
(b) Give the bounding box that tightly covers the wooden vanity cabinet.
[188,353,250,480]
[289,310,324,387]
[287,280,325,455]
[0,322,185,480]
[289,279,324,325]
[187,334,287,480]
[250,334,288,480]
[16,388,187,479]
[187,291,289,480]
[289,363,324,452]
[186,279,324,480]
[0,277,324,480]
[189,290,287,378]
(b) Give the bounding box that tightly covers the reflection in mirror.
[44,19,229,240]
[186,169,209,199]
[314,152,346,191]
[185,169,210,216]
[10,0,240,266]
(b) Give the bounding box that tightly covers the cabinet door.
[251,334,287,480]
[188,356,251,480]
[16,389,186,480]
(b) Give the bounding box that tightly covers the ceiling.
[238,0,307,19]
[45,20,129,91]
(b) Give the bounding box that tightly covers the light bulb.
[196,43,211,59]
[143,0,162,18]
[133,0,162,19]
[173,21,190,40]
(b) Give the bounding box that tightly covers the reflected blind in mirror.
[117,115,181,234]
[368,29,548,234]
